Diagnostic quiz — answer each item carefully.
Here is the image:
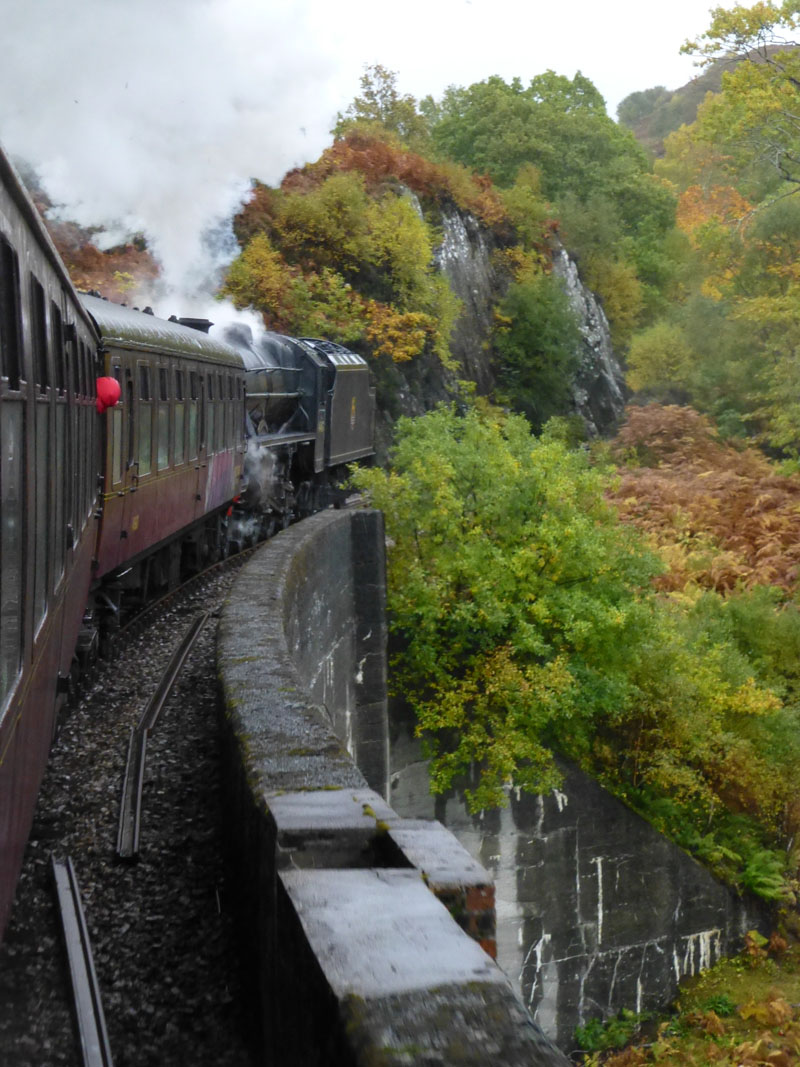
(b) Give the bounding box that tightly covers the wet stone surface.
[0,569,254,1067]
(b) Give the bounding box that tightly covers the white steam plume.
[0,0,349,307]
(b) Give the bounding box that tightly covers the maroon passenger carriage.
[0,140,376,942]
[0,153,248,937]
[0,147,101,937]
[79,295,246,650]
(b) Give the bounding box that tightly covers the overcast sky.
[0,0,731,299]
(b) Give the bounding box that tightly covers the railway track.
[1,507,363,1065]
[0,550,257,1067]
[51,857,113,1067]
[116,612,209,861]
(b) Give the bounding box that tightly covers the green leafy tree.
[273,171,372,276]
[332,64,430,150]
[492,273,581,431]
[427,71,678,340]
[430,72,647,199]
[630,5,800,452]
[352,403,664,810]
[617,86,672,127]
[353,403,800,897]
[682,1,800,195]
[497,164,552,251]
[626,320,694,397]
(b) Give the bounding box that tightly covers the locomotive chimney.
[169,315,214,334]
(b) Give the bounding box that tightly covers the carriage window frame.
[125,370,135,471]
[30,276,48,394]
[156,365,170,471]
[205,371,214,454]
[0,235,23,390]
[173,367,185,466]
[216,372,225,451]
[137,361,152,477]
[110,362,124,486]
[188,370,199,461]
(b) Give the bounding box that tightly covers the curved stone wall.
[216,509,569,1067]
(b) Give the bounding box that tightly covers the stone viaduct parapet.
[216,508,569,1066]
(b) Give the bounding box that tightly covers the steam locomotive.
[0,144,375,938]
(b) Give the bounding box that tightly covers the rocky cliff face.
[434,206,498,395]
[372,203,626,457]
[550,245,627,438]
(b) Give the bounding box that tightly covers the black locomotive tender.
[0,142,375,939]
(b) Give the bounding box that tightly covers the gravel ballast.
[0,567,255,1067]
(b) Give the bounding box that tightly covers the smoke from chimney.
[0,0,351,310]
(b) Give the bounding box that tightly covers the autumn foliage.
[225,133,508,367]
[609,404,800,593]
[46,217,159,303]
[676,184,752,246]
[287,132,510,228]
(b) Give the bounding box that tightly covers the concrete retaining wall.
[392,741,765,1049]
[216,509,569,1067]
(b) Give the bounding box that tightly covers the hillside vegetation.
[617,54,738,156]
[28,1,800,914]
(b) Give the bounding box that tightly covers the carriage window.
[54,399,66,586]
[76,335,86,398]
[138,363,152,476]
[30,277,48,393]
[188,371,199,461]
[34,392,50,627]
[111,364,123,485]
[68,332,78,400]
[157,367,169,470]
[174,368,185,465]
[0,237,22,389]
[111,405,123,485]
[50,302,64,397]
[78,340,89,520]
[217,373,225,450]
[223,374,231,447]
[125,372,134,470]
[206,373,214,454]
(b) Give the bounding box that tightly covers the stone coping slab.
[280,868,504,999]
[387,820,492,890]
[342,983,573,1067]
[267,787,395,837]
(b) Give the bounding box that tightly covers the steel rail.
[138,611,209,732]
[51,855,114,1067]
[115,726,147,861]
[113,544,257,651]
[115,612,209,861]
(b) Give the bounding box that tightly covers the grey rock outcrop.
[434,206,498,394]
[551,244,627,437]
[372,204,626,454]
